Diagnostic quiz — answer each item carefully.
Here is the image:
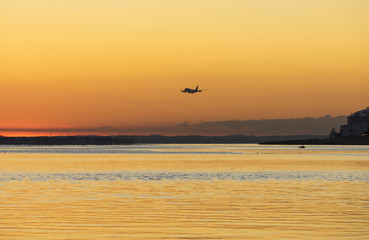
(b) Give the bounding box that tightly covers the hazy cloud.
[177,121,189,127]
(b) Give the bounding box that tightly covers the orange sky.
[1,0,368,136]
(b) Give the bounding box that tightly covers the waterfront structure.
[339,107,369,137]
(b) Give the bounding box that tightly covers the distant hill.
[0,116,346,137]
[134,135,326,144]
[176,115,347,136]
[260,136,369,145]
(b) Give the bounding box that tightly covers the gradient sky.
[1,0,368,135]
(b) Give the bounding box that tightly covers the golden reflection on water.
[0,145,368,239]
[1,152,368,173]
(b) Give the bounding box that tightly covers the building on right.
[340,107,369,137]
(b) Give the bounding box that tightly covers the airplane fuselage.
[181,86,204,94]
[183,88,197,94]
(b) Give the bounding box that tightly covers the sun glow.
[1,0,368,136]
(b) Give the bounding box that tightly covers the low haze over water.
[1,144,368,239]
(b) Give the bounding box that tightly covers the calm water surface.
[0,144,368,239]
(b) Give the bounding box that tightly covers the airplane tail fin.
[195,86,199,91]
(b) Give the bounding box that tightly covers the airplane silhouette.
[181,86,207,94]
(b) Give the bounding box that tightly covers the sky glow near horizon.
[1,0,368,135]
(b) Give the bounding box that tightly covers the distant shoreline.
[2,135,367,145]
[0,135,327,145]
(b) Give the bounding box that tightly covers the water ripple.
[0,171,368,182]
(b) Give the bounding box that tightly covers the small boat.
[299,145,305,148]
